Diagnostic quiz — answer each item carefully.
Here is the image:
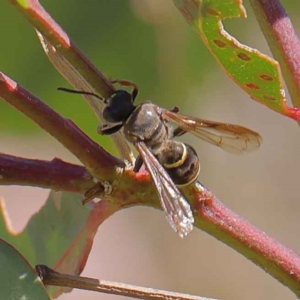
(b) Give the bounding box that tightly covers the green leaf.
[0,191,117,298]
[0,239,50,300]
[172,0,300,121]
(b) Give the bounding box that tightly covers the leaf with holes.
[172,0,300,121]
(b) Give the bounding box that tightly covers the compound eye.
[106,90,132,106]
[103,90,135,123]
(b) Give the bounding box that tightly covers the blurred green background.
[0,1,259,139]
[1,1,300,300]
[0,1,212,139]
[1,1,298,139]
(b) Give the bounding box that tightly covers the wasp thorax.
[103,90,135,123]
[123,103,170,148]
[157,140,200,187]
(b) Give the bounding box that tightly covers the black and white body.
[59,80,262,238]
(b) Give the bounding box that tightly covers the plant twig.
[0,153,94,193]
[4,0,300,298]
[0,72,123,180]
[9,0,114,99]
[36,264,218,300]
[189,183,300,297]
[249,0,300,108]
[1,150,300,297]
[9,0,134,162]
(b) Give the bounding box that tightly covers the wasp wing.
[135,142,194,237]
[162,110,262,153]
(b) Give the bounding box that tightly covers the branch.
[249,0,300,108]
[0,153,94,193]
[188,184,300,297]
[36,264,218,300]
[9,0,114,99]
[4,0,300,298]
[8,0,134,162]
[0,72,122,180]
[1,149,299,297]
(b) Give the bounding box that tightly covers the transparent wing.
[37,34,134,164]
[162,110,262,153]
[135,142,194,237]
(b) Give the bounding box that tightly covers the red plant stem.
[193,190,300,297]
[1,148,300,296]
[4,0,300,297]
[8,0,134,163]
[9,0,115,100]
[0,73,122,179]
[249,0,300,108]
[0,153,94,193]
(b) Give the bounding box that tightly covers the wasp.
[58,80,262,237]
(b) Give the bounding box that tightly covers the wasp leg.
[97,123,124,135]
[111,79,139,101]
[83,183,104,204]
[170,106,179,113]
[173,127,187,137]
[133,155,143,172]
[169,102,184,138]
